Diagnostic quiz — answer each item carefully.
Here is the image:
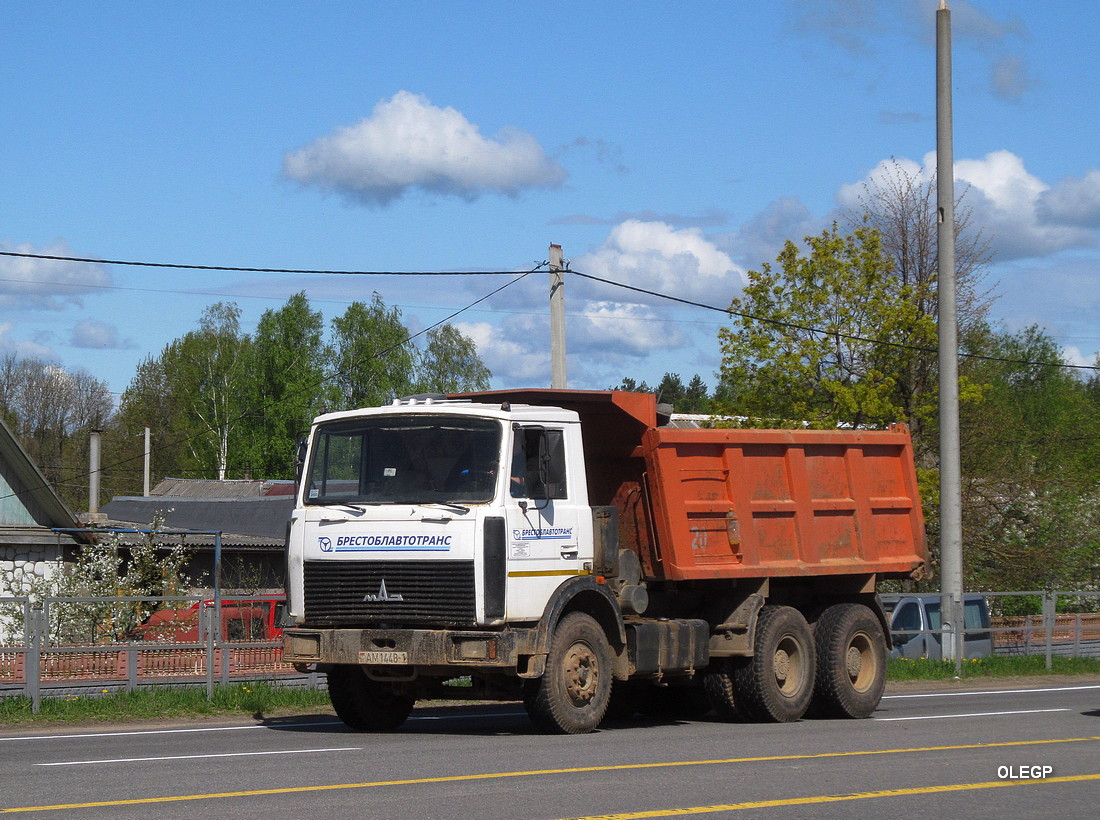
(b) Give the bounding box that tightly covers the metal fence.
[986,590,1100,662]
[2,590,1098,711]
[0,595,321,712]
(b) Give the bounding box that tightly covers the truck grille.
[303,560,476,627]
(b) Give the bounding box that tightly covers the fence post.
[28,603,43,714]
[204,602,215,701]
[1043,591,1055,670]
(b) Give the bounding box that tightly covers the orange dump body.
[639,424,927,581]
[455,389,929,584]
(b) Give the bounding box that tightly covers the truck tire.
[703,657,749,721]
[523,612,612,734]
[811,603,887,718]
[327,665,415,731]
[732,606,815,723]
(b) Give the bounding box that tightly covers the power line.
[4,248,1097,372]
[0,249,526,277]
[0,266,542,507]
[567,267,1100,373]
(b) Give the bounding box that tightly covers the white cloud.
[574,301,684,356]
[574,220,746,307]
[70,320,135,350]
[839,152,1098,261]
[0,241,112,310]
[458,320,549,386]
[1038,169,1100,229]
[1061,345,1093,369]
[0,322,55,360]
[283,91,567,205]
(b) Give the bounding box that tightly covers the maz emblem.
[363,579,404,602]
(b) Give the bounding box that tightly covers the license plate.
[358,650,409,664]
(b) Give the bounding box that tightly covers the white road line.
[0,711,523,743]
[874,708,1071,722]
[35,746,362,766]
[883,684,1100,700]
[0,720,339,742]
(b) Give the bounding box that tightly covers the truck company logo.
[364,579,404,602]
[511,526,574,541]
[317,534,453,552]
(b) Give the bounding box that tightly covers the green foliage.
[330,293,417,409]
[886,655,1100,680]
[113,292,492,484]
[717,224,937,431]
[240,292,331,477]
[416,323,491,394]
[0,682,333,725]
[0,514,195,645]
[957,325,1100,591]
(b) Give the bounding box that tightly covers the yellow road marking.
[3,735,1099,814]
[564,774,1100,819]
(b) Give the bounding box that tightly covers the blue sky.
[3,0,1099,403]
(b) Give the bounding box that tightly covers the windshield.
[304,414,502,505]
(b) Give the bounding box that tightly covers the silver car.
[881,593,993,660]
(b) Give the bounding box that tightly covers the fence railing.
[3,590,1099,710]
[0,595,321,712]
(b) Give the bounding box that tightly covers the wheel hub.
[564,644,598,706]
[846,645,863,679]
[773,648,791,681]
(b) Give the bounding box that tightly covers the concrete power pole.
[88,429,102,515]
[937,0,965,671]
[549,243,567,388]
[143,427,152,497]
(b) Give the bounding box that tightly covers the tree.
[241,292,331,477]
[717,224,937,431]
[844,158,993,332]
[682,375,709,413]
[957,325,1100,590]
[331,293,417,409]
[119,303,250,481]
[655,373,685,408]
[415,323,491,394]
[0,353,113,509]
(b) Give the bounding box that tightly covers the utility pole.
[937,0,964,672]
[549,243,567,388]
[143,427,152,497]
[88,429,102,514]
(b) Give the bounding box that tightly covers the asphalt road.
[1,679,1099,819]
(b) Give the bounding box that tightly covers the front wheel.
[524,612,613,734]
[811,603,887,718]
[327,665,415,731]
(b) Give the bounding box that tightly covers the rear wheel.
[732,606,815,722]
[811,603,887,718]
[524,612,612,734]
[704,657,749,721]
[328,665,415,731]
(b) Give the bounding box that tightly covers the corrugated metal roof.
[148,478,296,498]
[100,496,293,543]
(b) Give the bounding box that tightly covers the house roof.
[0,415,80,532]
[149,478,296,499]
[100,495,293,547]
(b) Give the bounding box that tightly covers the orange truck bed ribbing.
[640,424,927,581]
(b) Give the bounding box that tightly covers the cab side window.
[510,427,567,499]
